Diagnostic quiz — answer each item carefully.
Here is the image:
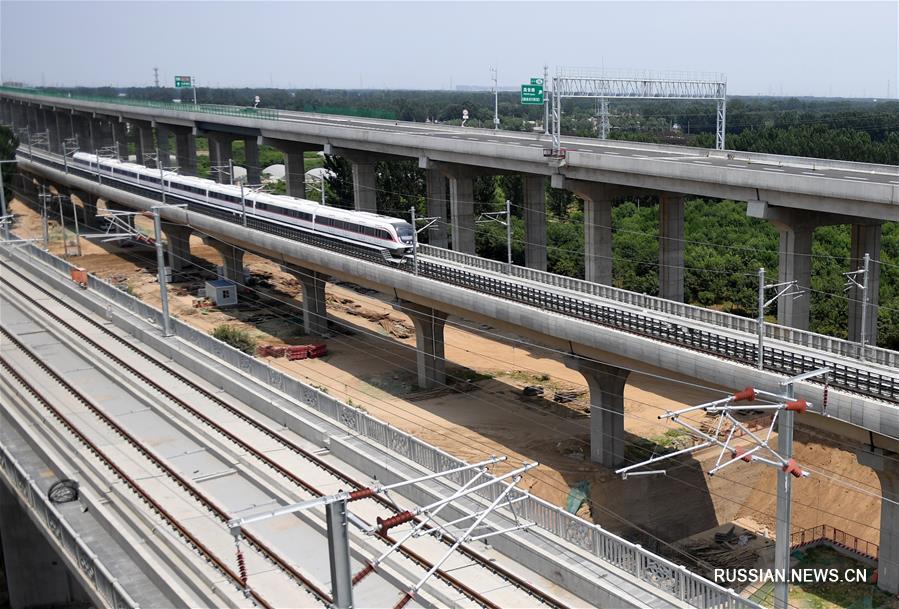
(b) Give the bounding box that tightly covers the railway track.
[0,261,572,609]
[16,150,898,403]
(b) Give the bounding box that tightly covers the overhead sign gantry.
[548,67,728,155]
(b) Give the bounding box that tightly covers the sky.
[1,0,897,98]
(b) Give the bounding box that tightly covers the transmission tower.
[153,67,160,88]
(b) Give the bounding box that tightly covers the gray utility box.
[205,279,238,306]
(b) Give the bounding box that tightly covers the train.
[70,152,415,257]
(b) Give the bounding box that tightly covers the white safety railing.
[6,242,759,609]
[0,442,141,609]
[419,244,897,368]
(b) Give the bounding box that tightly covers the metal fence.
[419,245,897,368]
[791,525,879,561]
[0,441,140,609]
[0,86,280,121]
[6,242,760,609]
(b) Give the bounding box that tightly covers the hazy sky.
[1,1,897,97]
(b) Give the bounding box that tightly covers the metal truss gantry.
[549,67,728,154]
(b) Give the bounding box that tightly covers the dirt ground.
[5,194,884,561]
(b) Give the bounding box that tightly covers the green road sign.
[530,77,544,86]
[174,75,193,89]
[521,84,544,105]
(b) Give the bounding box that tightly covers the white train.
[70,152,415,257]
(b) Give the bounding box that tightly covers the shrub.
[211,325,257,355]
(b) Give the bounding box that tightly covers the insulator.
[732,387,756,402]
[349,488,376,501]
[782,458,804,478]
[785,399,808,414]
[377,511,414,534]
[236,548,248,587]
[731,447,753,463]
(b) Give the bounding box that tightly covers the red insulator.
[785,399,808,414]
[377,511,414,533]
[782,458,804,478]
[235,548,248,587]
[349,488,375,502]
[732,387,756,402]
[352,563,375,585]
[394,592,414,609]
[731,447,753,463]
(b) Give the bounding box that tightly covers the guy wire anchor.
[615,387,814,479]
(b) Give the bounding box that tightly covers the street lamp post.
[491,67,500,130]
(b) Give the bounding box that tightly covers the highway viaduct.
[3,90,899,592]
[1,88,897,343]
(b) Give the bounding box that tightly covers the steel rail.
[15,151,896,403]
[0,266,569,609]
[0,323,332,607]
[0,335,279,609]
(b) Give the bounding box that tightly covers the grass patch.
[211,324,257,355]
[625,428,694,461]
[447,366,494,383]
[749,545,886,608]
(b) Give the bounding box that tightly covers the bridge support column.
[425,169,448,248]
[564,356,629,468]
[26,105,40,133]
[351,160,378,212]
[110,119,128,161]
[848,223,882,345]
[163,224,192,274]
[448,172,476,255]
[156,124,172,166]
[856,448,899,593]
[283,150,306,197]
[282,265,330,335]
[93,117,115,152]
[130,121,155,166]
[202,237,244,282]
[263,139,321,198]
[170,126,197,176]
[659,193,685,302]
[523,175,547,271]
[399,301,449,390]
[45,109,62,153]
[558,179,616,285]
[207,133,235,183]
[0,483,90,608]
[244,137,261,184]
[72,114,93,153]
[72,191,97,227]
[776,222,814,331]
